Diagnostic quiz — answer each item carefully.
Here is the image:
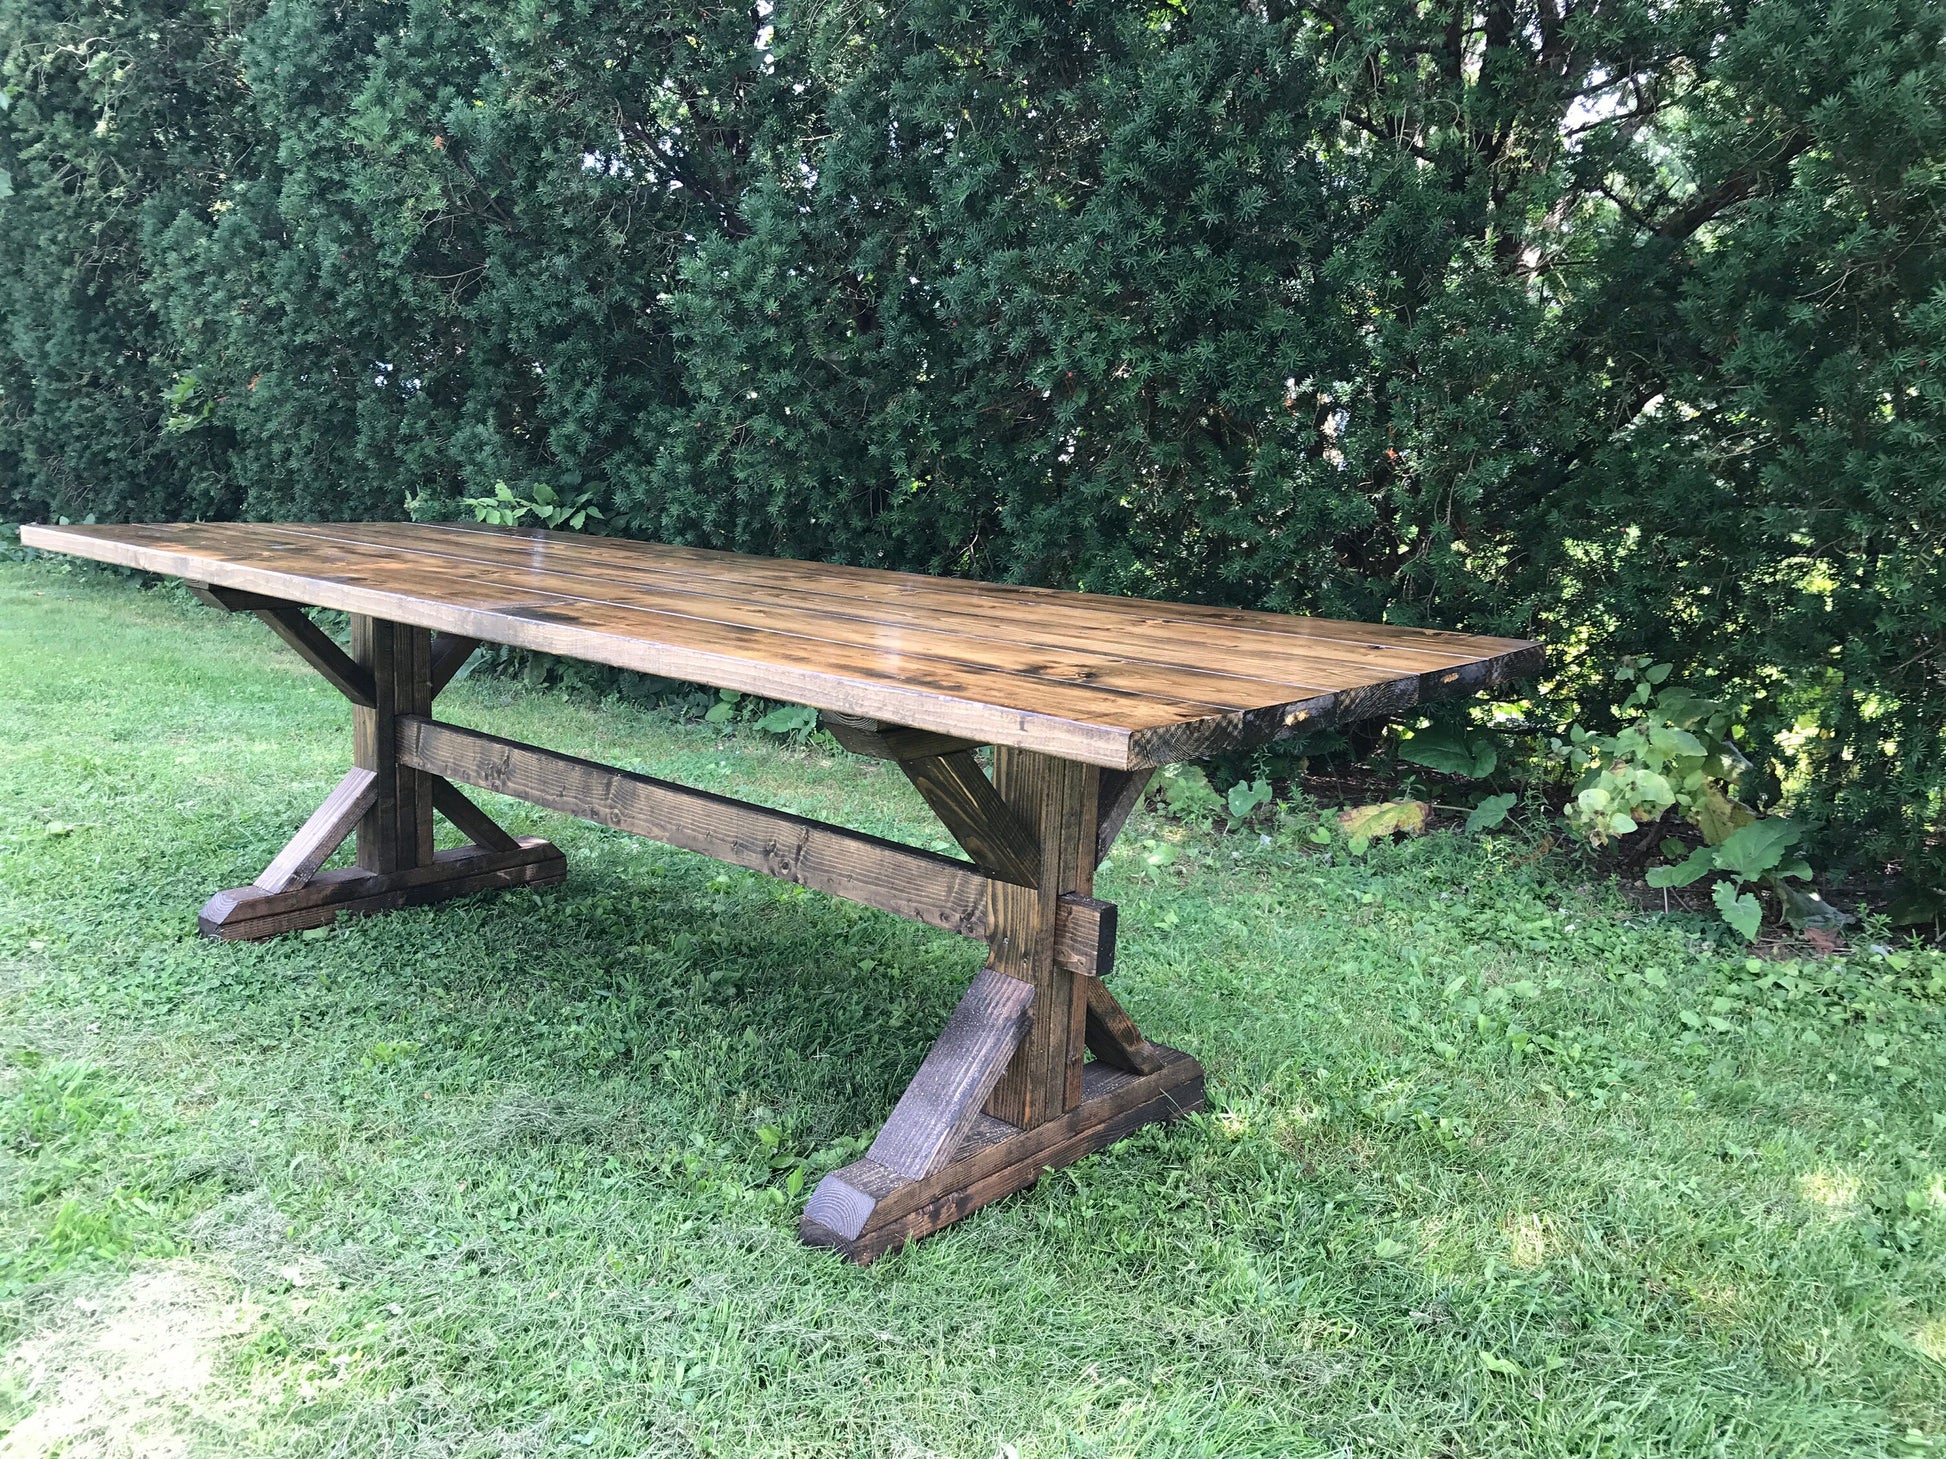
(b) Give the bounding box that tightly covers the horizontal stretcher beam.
[394,716,1115,976]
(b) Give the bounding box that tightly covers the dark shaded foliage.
[2,0,1942,881]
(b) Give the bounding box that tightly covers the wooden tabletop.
[20,521,1540,768]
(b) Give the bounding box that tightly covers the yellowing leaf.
[1338,800,1430,847]
[1693,785,1755,847]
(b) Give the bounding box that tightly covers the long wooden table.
[20,521,1539,1261]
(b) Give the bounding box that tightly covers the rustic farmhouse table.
[21,521,1538,1261]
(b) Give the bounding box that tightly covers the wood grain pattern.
[429,633,481,697]
[897,750,1041,887]
[394,715,1114,964]
[1094,768,1154,865]
[199,838,565,940]
[983,749,1098,1126]
[23,522,1542,769]
[864,966,1036,1181]
[429,776,520,853]
[819,713,984,762]
[251,767,377,895]
[351,617,434,874]
[801,1048,1204,1262]
[1082,975,1167,1075]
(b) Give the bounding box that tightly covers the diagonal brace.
[188,583,375,707]
[252,767,378,895]
[429,776,519,852]
[819,712,1040,887]
[865,966,1036,1181]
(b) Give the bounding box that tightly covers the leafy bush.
[2,0,1942,886]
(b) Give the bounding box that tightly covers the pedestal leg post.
[983,749,1098,1126]
[801,747,1204,1263]
[352,616,434,874]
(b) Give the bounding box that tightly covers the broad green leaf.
[1469,741,1499,778]
[1712,818,1800,880]
[1648,725,1705,758]
[1632,770,1674,806]
[1225,777,1272,819]
[1465,793,1516,833]
[1479,1351,1524,1377]
[1399,729,1485,778]
[1647,845,1714,888]
[1711,880,1762,941]
[757,704,817,734]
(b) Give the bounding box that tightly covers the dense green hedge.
[3,0,1942,883]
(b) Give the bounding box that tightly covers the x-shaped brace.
[187,584,540,916]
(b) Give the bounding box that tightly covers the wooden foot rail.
[801,1051,1204,1262]
[393,715,1118,974]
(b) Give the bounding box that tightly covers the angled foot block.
[199,838,565,940]
[800,1046,1205,1264]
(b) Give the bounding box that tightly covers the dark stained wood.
[186,582,292,614]
[1095,768,1154,865]
[429,776,520,853]
[244,604,376,708]
[1082,976,1167,1076]
[208,523,1466,697]
[251,767,378,895]
[322,521,1526,679]
[429,633,481,696]
[984,749,1098,1126]
[22,522,1543,769]
[200,839,565,940]
[1051,894,1116,980]
[820,712,984,762]
[864,966,1036,1181]
[400,714,988,933]
[898,750,1041,888]
[801,1048,1205,1262]
[395,714,1114,965]
[351,617,434,874]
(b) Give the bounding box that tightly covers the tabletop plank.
[274,522,1515,687]
[19,522,1540,768]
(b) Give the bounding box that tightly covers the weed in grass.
[0,561,1943,1456]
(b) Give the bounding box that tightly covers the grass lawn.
[1,558,1943,1457]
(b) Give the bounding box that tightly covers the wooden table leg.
[199,615,564,939]
[802,748,1203,1262]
